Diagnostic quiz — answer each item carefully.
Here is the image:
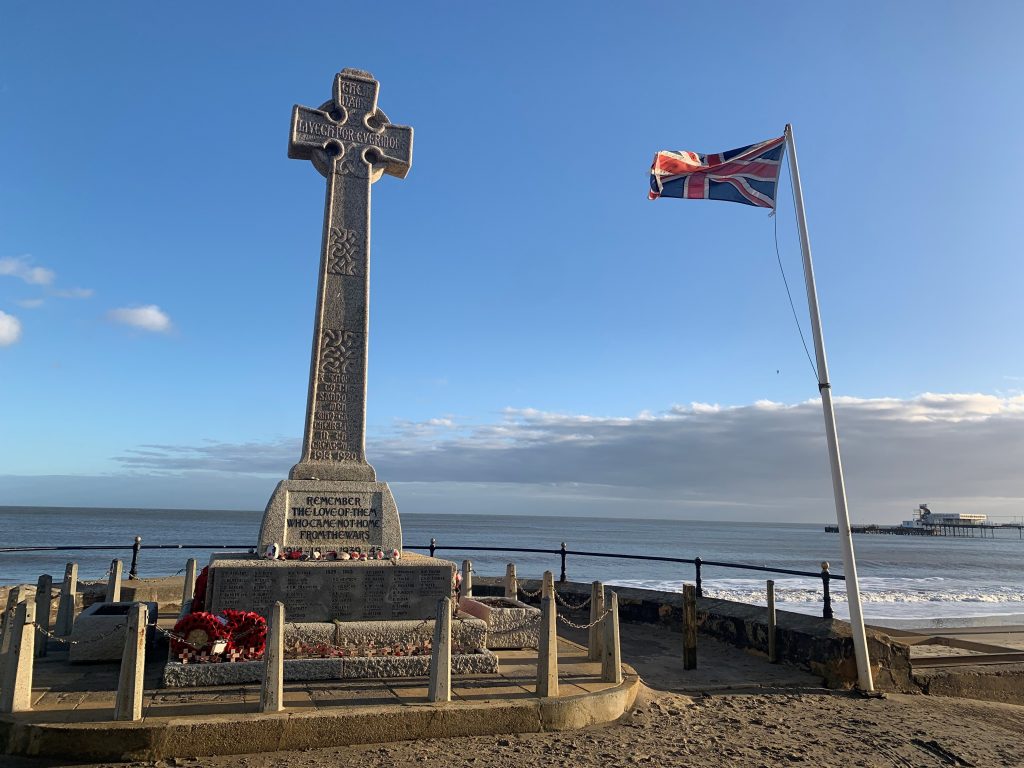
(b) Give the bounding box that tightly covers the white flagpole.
[783,123,874,692]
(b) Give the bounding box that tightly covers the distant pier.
[826,523,1023,539]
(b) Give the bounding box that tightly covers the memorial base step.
[161,649,499,687]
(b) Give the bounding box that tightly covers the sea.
[2,506,1022,630]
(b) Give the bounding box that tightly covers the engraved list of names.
[208,563,453,622]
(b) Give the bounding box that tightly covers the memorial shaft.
[294,167,374,479]
[287,69,413,483]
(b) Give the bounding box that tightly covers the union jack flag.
[648,135,786,208]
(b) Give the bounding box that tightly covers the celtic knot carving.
[321,329,358,375]
[327,227,360,275]
[336,150,368,179]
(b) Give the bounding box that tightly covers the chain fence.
[557,609,610,631]
[515,581,592,611]
[553,590,591,611]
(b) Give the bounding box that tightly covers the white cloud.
[0,310,22,346]
[0,255,54,286]
[107,305,172,333]
[16,298,44,309]
[53,287,94,299]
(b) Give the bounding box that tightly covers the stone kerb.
[283,615,486,651]
[258,480,402,554]
[163,648,499,687]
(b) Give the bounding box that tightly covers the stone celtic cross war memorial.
[203,70,458,627]
[287,68,412,483]
[255,69,413,556]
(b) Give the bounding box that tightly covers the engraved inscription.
[295,118,405,150]
[338,79,374,113]
[284,491,383,550]
[310,329,362,462]
[327,227,360,275]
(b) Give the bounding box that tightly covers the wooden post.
[536,593,559,698]
[428,597,452,702]
[113,603,147,721]
[767,579,778,663]
[459,560,472,600]
[542,570,555,600]
[106,559,123,603]
[34,575,51,658]
[682,583,697,670]
[55,562,78,637]
[0,599,36,713]
[601,591,622,684]
[182,558,197,607]
[504,563,518,599]
[260,601,284,713]
[587,581,605,662]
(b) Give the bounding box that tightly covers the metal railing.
[410,538,843,619]
[0,536,844,619]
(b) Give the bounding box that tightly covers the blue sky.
[1,2,1022,522]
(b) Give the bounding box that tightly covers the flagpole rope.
[773,197,819,383]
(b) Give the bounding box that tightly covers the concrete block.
[536,595,558,698]
[105,560,123,603]
[0,599,36,713]
[69,601,157,663]
[428,597,452,702]
[114,603,147,721]
[260,601,284,712]
[459,596,540,650]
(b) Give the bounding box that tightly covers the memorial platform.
[0,637,639,761]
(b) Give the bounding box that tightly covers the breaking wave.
[605,576,1024,623]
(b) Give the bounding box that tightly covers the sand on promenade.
[6,619,1024,768]
[12,687,1021,768]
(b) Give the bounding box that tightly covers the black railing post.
[128,536,142,580]
[559,542,567,583]
[694,556,703,597]
[821,561,833,619]
[429,538,436,558]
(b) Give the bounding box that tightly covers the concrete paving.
[556,605,822,694]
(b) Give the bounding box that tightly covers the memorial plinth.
[257,480,401,554]
[207,553,454,622]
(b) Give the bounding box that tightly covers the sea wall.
[474,577,915,691]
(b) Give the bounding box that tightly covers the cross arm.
[288,108,413,179]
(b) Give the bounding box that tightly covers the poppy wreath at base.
[221,609,268,659]
[171,612,229,658]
